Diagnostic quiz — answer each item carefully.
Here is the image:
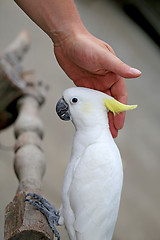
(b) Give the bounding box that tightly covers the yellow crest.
[103,98,137,115]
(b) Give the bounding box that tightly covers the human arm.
[14,0,141,137]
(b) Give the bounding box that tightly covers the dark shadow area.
[114,0,160,47]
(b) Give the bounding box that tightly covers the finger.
[114,111,126,130]
[102,51,141,78]
[110,77,127,130]
[108,111,118,138]
[85,72,120,92]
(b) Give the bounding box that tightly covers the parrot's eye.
[70,97,79,104]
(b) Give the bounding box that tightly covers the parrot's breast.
[62,140,123,240]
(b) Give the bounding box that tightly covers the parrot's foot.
[25,193,60,240]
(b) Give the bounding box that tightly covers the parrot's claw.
[25,193,60,240]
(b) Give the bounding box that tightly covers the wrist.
[48,21,88,47]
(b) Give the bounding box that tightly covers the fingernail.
[129,68,142,75]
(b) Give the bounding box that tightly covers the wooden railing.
[0,31,54,240]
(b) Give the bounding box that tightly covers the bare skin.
[14,0,141,137]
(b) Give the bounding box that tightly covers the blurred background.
[0,0,160,239]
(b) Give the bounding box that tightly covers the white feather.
[59,87,123,240]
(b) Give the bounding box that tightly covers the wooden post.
[0,31,28,129]
[3,32,54,240]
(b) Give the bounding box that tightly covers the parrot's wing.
[69,143,122,238]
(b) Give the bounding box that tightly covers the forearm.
[14,0,87,44]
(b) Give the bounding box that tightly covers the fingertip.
[128,68,142,77]
[108,112,118,138]
[109,121,118,138]
[119,66,142,79]
[114,112,125,130]
[112,129,118,139]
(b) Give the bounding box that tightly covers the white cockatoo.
[26,87,137,240]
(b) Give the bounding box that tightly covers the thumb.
[103,51,141,78]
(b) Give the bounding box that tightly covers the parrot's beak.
[56,98,71,121]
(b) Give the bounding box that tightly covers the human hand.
[54,31,141,138]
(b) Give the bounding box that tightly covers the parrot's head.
[56,87,137,129]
